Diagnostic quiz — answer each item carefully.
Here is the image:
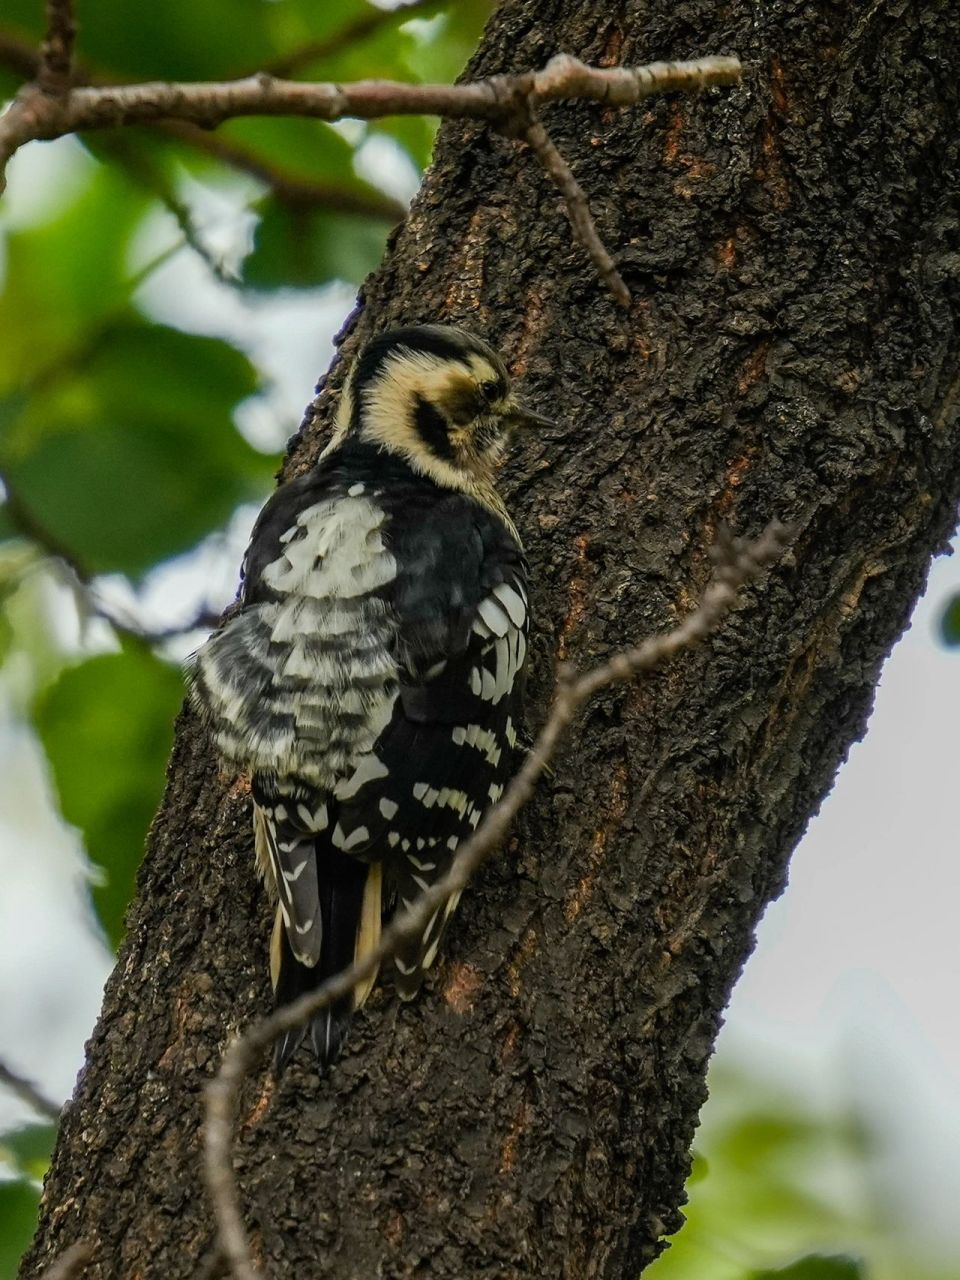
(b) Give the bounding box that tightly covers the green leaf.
[0,554,18,666]
[0,322,274,577]
[33,649,185,947]
[0,1124,57,1182]
[219,118,361,187]
[399,6,495,84]
[243,201,388,291]
[73,0,272,80]
[712,1110,827,1171]
[751,1257,865,1280]
[0,546,74,703]
[0,1180,41,1279]
[939,592,960,645]
[0,6,44,39]
[0,65,26,99]
[0,164,150,394]
[264,0,361,59]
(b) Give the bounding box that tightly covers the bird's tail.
[392,887,463,1001]
[271,856,382,1074]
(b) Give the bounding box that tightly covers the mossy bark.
[23,0,960,1276]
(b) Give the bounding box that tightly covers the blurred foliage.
[752,1259,864,1279]
[0,1124,57,1183]
[2,320,266,576]
[0,1182,40,1279]
[244,202,389,289]
[0,3,490,1267]
[939,593,960,647]
[34,649,184,945]
[647,1064,956,1280]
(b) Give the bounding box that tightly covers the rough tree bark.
[22,0,960,1276]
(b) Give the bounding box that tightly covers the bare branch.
[259,0,449,79]
[37,1241,93,1280]
[0,30,44,82]
[37,0,76,95]
[203,519,792,1280]
[522,111,631,307]
[0,41,405,222]
[0,52,740,300]
[5,54,740,139]
[0,1058,62,1123]
[79,599,224,646]
[533,52,742,106]
[88,132,247,285]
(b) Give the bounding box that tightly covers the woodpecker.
[189,325,546,1071]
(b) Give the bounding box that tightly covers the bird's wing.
[333,493,529,991]
[187,466,341,775]
[191,458,393,976]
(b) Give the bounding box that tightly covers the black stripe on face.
[414,394,456,461]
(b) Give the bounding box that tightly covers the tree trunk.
[22,0,960,1276]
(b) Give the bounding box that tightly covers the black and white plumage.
[190,325,546,1071]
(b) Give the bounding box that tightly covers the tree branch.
[0,30,43,81]
[0,41,405,224]
[0,1058,61,1123]
[0,53,742,301]
[203,520,792,1280]
[37,0,76,95]
[0,470,91,582]
[2,54,741,140]
[521,110,631,306]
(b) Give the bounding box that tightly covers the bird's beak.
[506,400,555,430]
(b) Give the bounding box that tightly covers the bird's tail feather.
[271,854,382,1075]
[393,887,463,1001]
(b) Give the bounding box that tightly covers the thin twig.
[258,0,449,79]
[203,520,792,1280]
[533,52,743,106]
[1,470,90,582]
[0,31,43,81]
[1,470,222,646]
[3,54,741,138]
[37,0,76,95]
[157,187,241,286]
[80,598,224,645]
[0,1059,62,1123]
[0,52,740,300]
[160,123,408,222]
[37,1241,93,1280]
[89,133,245,285]
[0,44,404,224]
[522,111,630,306]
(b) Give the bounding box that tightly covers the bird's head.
[337,325,550,492]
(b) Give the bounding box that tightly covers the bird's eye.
[479,380,500,405]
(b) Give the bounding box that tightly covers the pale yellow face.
[351,347,519,488]
[324,327,550,523]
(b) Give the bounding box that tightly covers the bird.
[189,324,548,1072]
